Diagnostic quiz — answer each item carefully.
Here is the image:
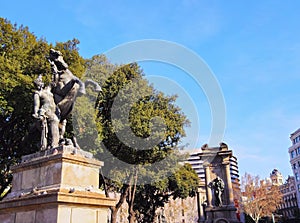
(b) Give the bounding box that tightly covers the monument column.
[204,165,213,207]
[224,161,235,206]
[198,185,207,223]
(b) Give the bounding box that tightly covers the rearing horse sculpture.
[48,49,101,145]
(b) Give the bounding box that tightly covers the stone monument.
[0,49,115,223]
[199,143,241,223]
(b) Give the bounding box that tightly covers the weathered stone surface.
[35,208,57,223]
[21,167,40,190]
[20,146,93,163]
[6,146,103,199]
[0,213,15,223]
[57,206,71,223]
[62,161,98,188]
[97,209,109,223]
[71,208,97,223]
[12,172,22,191]
[15,210,35,223]
[0,146,115,223]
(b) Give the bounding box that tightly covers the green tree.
[54,38,85,79]
[134,163,199,223]
[0,18,50,198]
[97,63,187,165]
[85,59,197,223]
[72,54,116,152]
[0,18,85,199]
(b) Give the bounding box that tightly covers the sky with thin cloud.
[1,0,300,179]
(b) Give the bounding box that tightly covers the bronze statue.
[30,49,102,150]
[209,176,225,207]
[48,49,101,141]
[32,75,60,150]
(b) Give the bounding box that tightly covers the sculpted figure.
[30,50,102,150]
[48,49,82,122]
[48,49,101,141]
[209,176,225,207]
[32,75,60,149]
[46,49,102,147]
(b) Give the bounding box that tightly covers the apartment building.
[289,128,300,208]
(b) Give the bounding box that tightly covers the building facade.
[270,168,284,186]
[289,128,300,208]
[278,176,299,220]
[268,168,299,221]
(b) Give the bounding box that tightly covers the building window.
[296,136,300,144]
[293,163,297,169]
[294,136,300,144]
[291,150,296,158]
[298,184,300,192]
[297,147,300,155]
[296,173,300,181]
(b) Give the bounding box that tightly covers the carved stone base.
[205,206,241,223]
[0,146,115,223]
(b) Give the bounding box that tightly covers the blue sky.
[1,0,300,179]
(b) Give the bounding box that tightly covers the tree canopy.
[241,173,283,223]
[82,55,198,223]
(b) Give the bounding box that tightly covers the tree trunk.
[110,184,130,223]
[152,212,158,223]
[111,209,118,223]
[151,204,158,223]
[127,168,138,223]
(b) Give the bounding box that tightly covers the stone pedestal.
[205,206,241,223]
[0,146,115,223]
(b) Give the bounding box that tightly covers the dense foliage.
[134,163,199,222]
[83,57,198,222]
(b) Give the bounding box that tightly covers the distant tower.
[270,168,284,186]
[288,128,300,208]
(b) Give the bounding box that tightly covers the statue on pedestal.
[32,49,101,150]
